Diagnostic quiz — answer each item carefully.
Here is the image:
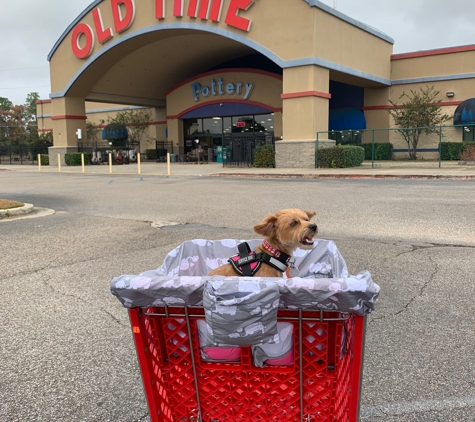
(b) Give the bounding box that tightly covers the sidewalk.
[1,160,475,179]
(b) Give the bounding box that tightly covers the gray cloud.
[324,0,475,52]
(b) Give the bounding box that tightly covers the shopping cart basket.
[111,239,379,422]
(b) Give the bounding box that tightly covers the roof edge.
[303,0,394,44]
[48,0,103,61]
[392,44,475,60]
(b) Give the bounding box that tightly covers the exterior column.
[48,97,87,165]
[167,117,184,155]
[276,65,334,168]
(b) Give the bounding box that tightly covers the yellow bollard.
[167,153,171,176]
[38,154,42,172]
[81,153,85,173]
[109,153,112,173]
[137,153,141,174]
[58,154,61,172]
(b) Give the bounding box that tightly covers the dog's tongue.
[302,236,314,244]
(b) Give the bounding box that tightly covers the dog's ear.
[305,210,316,219]
[253,214,277,237]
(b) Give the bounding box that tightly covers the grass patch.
[0,199,25,210]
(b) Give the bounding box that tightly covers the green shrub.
[65,152,92,166]
[253,145,275,168]
[440,142,475,160]
[145,149,156,160]
[317,145,365,168]
[39,154,49,165]
[361,143,394,160]
[460,145,475,161]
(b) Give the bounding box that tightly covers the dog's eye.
[290,220,298,227]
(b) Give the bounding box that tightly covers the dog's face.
[253,209,318,252]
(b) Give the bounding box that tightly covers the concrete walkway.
[1,160,475,179]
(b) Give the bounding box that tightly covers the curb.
[0,203,34,218]
[209,173,475,180]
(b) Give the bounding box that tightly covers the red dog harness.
[228,242,291,277]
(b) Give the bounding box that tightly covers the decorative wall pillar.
[167,117,184,155]
[276,65,334,168]
[48,97,87,165]
[147,107,168,152]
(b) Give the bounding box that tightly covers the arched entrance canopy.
[47,0,393,104]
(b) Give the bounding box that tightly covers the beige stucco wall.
[392,50,475,81]
[390,50,475,135]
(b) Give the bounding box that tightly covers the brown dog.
[208,209,318,277]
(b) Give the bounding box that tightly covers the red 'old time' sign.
[72,0,257,59]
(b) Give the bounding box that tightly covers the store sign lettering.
[72,0,256,59]
[191,78,254,101]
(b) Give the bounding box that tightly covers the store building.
[38,0,475,167]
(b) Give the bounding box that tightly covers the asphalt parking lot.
[1,168,474,421]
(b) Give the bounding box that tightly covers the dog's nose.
[309,224,317,232]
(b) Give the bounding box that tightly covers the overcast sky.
[1,0,475,106]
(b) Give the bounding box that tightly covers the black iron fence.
[317,125,471,167]
[0,143,51,165]
[78,139,140,152]
[155,140,176,162]
[78,140,140,164]
[222,134,274,167]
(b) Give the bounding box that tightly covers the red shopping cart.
[128,305,366,422]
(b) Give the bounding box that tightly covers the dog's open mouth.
[299,236,314,246]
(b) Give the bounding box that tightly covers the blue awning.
[454,98,475,125]
[329,107,366,131]
[102,124,128,140]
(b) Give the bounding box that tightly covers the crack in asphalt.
[369,244,447,325]
[393,255,438,317]
[41,274,127,327]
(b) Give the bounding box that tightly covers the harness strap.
[259,253,289,272]
[228,242,290,276]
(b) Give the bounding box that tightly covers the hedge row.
[39,154,49,165]
[65,152,92,166]
[440,142,475,160]
[361,143,394,160]
[253,145,275,168]
[317,145,365,168]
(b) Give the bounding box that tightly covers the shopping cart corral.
[111,239,380,422]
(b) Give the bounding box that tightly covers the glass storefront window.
[203,117,222,134]
[256,113,274,133]
[233,116,254,133]
[223,117,232,135]
[184,114,275,137]
[184,119,202,135]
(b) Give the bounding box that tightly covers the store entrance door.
[185,134,223,162]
